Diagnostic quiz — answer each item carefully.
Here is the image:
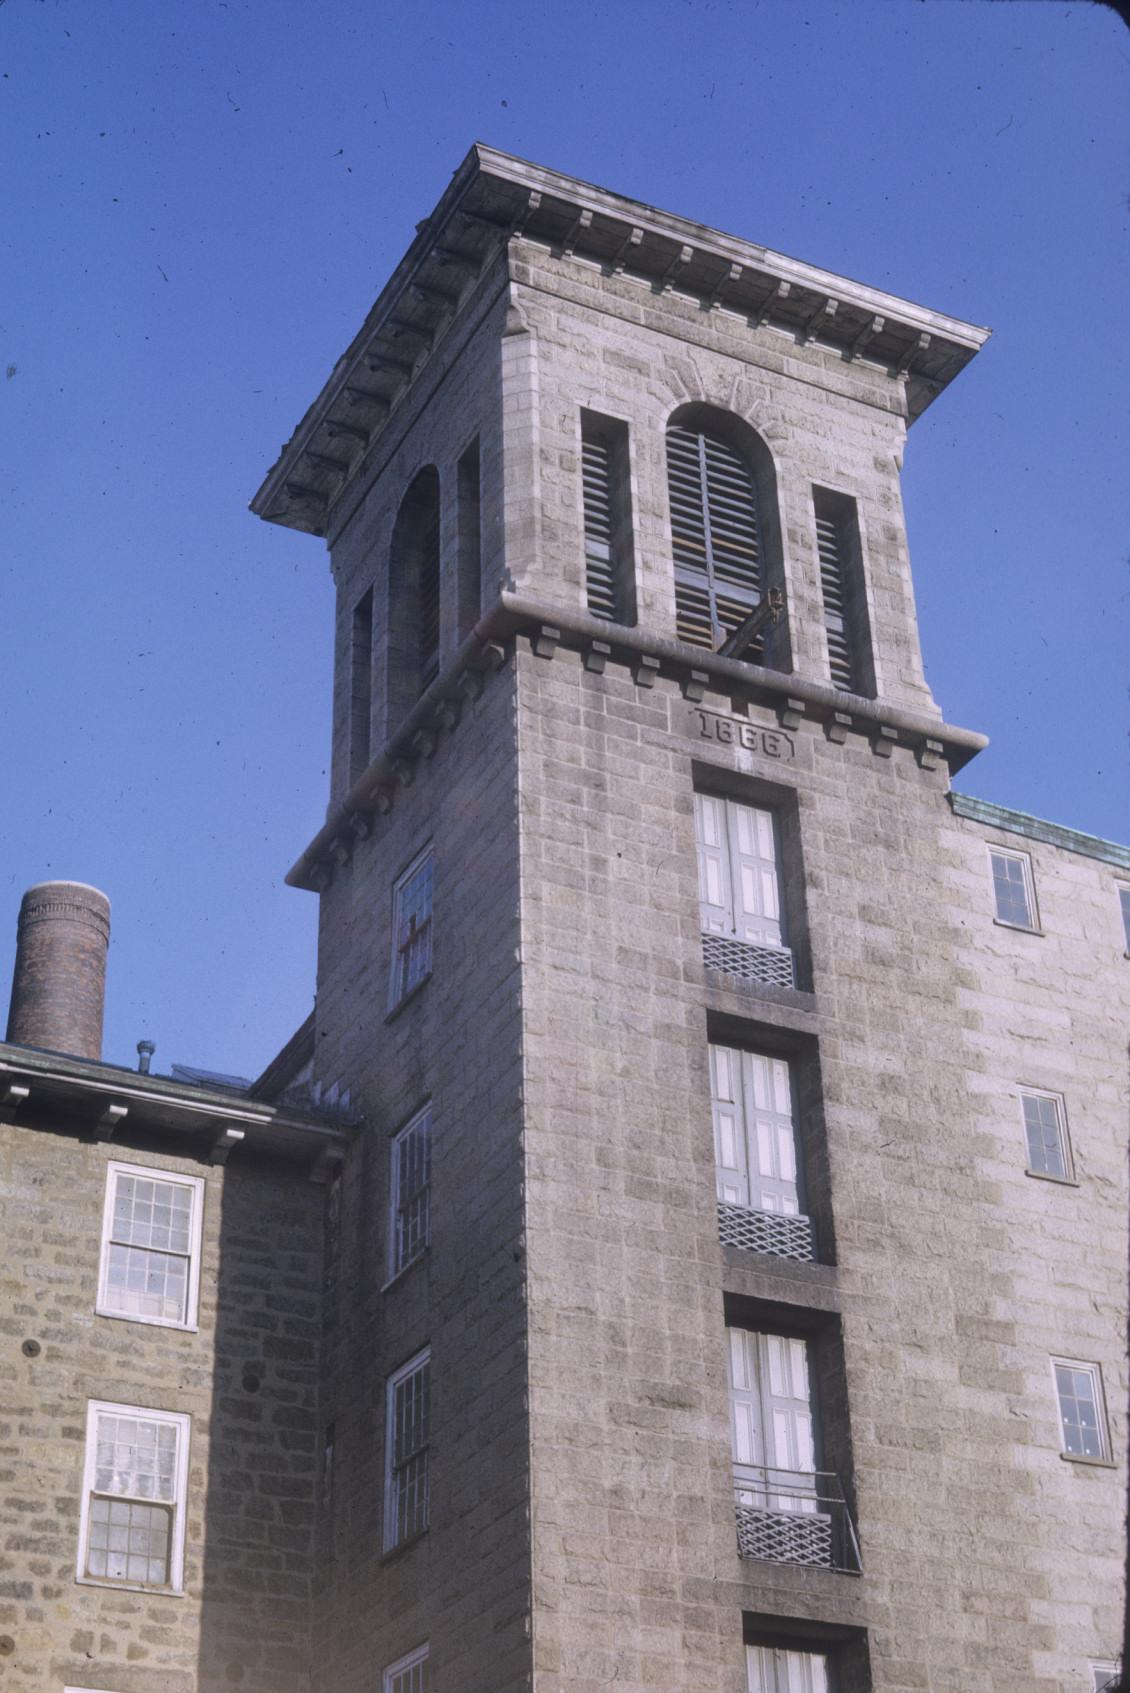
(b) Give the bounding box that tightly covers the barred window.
[389,847,433,1010]
[385,1349,430,1550]
[390,1106,432,1278]
[384,1643,429,1693]
[78,1401,190,1592]
[97,1163,204,1329]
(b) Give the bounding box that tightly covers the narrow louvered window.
[812,489,870,694]
[418,506,440,689]
[668,423,763,651]
[349,588,374,783]
[581,411,635,624]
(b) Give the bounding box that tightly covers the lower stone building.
[1,148,1126,1692]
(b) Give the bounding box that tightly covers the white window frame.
[1018,1088,1073,1183]
[1091,1662,1122,1693]
[988,845,1039,931]
[97,1161,205,1331]
[1051,1358,1112,1463]
[695,791,787,950]
[747,1642,831,1692]
[384,1347,430,1551]
[1117,884,1130,952]
[388,845,434,1011]
[77,1400,191,1594]
[383,1642,429,1693]
[387,1105,432,1282]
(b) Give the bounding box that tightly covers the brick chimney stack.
[5,881,111,1060]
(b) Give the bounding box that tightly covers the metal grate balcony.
[702,932,795,989]
[718,1201,815,1263]
[734,1468,861,1573]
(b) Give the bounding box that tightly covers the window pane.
[104,1242,189,1322]
[388,1355,430,1546]
[1021,1093,1067,1179]
[393,1111,432,1275]
[1055,1362,1107,1458]
[112,1174,193,1253]
[94,1413,179,1502]
[990,851,1033,927]
[87,1497,171,1585]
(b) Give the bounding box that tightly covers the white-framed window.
[1019,1089,1073,1181]
[383,1643,429,1693]
[1052,1359,1112,1461]
[711,1044,813,1261]
[1091,1662,1122,1693]
[389,846,433,1010]
[988,846,1038,930]
[389,1106,432,1280]
[730,1329,817,1494]
[97,1162,205,1329]
[1118,885,1130,951]
[747,1643,830,1692]
[695,792,793,989]
[384,1348,430,1550]
[77,1400,190,1593]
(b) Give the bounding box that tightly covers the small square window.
[988,847,1038,930]
[78,1400,190,1593]
[383,1643,429,1693]
[1019,1089,1072,1182]
[97,1162,205,1330]
[384,1348,430,1551]
[389,1106,432,1280]
[1052,1359,1112,1462]
[1092,1662,1122,1693]
[389,847,433,1011]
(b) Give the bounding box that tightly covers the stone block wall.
[0,1125,324,1693]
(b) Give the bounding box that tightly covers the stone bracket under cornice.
[251,144,991,540]
[286,594,987,895]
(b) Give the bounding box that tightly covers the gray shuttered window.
[581,412,635,624]
[812,488,871,695]
[815,510,854,690]
[668,423,762,652]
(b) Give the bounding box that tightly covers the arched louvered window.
[388,467,441,727]
[667,421,763,651]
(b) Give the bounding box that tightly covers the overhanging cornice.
[251,144,991,538]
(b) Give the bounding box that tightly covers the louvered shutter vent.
[417,511,441,688]
[582,434,618,620]
[668,424,762,650]
[815,511,855,690]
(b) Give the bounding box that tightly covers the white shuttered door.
[729,801,784,947]
[711,1045,800,1216]
[729,1330,817,1512]
[747,1644,830,1693]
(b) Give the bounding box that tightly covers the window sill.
[1060,1451,1116,1470]
[76,1573,184,1598]
[385,972,433,1025]
[1024,1169,1079,1188]
[380,1527,429,1565]
[992,917,1044,936]
[95,1306,199,1334]
[381,1249,429,1295]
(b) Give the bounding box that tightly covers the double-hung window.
[695,792,793,988]
[1019,1089,1073,1181]
[711,1044,813,1261]
[389,847,433,1010]
[78,1401,190,1592]
[989,846,1038,931]
[383,1644,429,1693]
[385,1348,430,1550]
[747,1644,830,1693]
[389,1106,432,1279]
[1052,1359,1112,1462]
[97,1162,204,1329]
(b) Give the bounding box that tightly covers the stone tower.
[253,147,1127,1693]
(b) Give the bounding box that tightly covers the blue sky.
[2,0,1127,1076]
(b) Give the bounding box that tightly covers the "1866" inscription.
[690,707,794,760]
